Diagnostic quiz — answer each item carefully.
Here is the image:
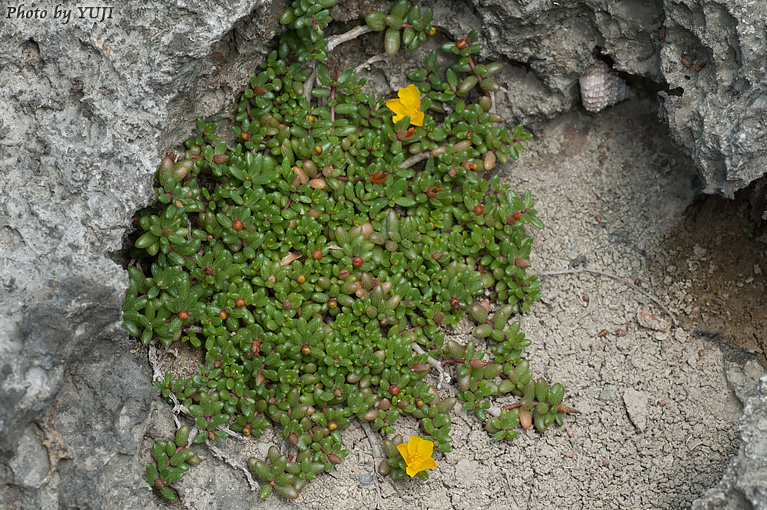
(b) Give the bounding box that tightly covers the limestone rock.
[463,0,767,196]
[692,375,767,510]
[0,1,284,508]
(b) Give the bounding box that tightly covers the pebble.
[357,473,374,486]
[598,388,618,403]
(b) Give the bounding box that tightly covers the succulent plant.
[126,0,576,502]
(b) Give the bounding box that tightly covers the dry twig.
[411,342,451,389]
[533,267,677,326]
[355,53,388,74]
[328,25,372,52]
[401,151,431,169]
[361,422,385,508]
[304,61,317,105]
[570,293,595,330]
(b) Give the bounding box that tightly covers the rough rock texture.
[658,1,767,198]
[468,0,767,197]
[693,375,767,510]
[0,0,765,508]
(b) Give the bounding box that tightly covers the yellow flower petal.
[398,84,420,108]
[409,110,425,127]
[386,84,423,127]
[385,98,408,123]
[410,436,433,457]
[397,436,437,477]
[396,442,412,463]
[405,456,437,478]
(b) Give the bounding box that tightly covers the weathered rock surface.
[469,0,767,197]
[0,0,765,508]
[693,375,767,510]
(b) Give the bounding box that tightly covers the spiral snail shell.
[579,61,629,112]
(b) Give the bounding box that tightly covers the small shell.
[579,61,629,112]
[637,310,671,332]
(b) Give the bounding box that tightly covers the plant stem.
[328,25,372,52]
[355,53,388,74]
[401,151,431,169]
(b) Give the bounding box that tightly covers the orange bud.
[370,171,388,184]
[426,186,443,199]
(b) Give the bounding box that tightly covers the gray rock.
[721,343,764,405]
[358,473,375,486]
[598,387,618,403]
[462,0,767,196]
[692,374,767,510]
[8,424,50,490]
[658,1,767,198]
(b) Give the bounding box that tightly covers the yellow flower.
[386,84,424,127]
[397,436,437,477]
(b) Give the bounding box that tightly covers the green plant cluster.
[124,0,571,502]
[145,425,199,502]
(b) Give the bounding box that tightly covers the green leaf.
[394,197,416,207]
[146,463,159,484]
[160,487,176,501]
[164,465,189,484]
[366,11,386,31]
[384,28,401,57]
[135,232,158,249]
